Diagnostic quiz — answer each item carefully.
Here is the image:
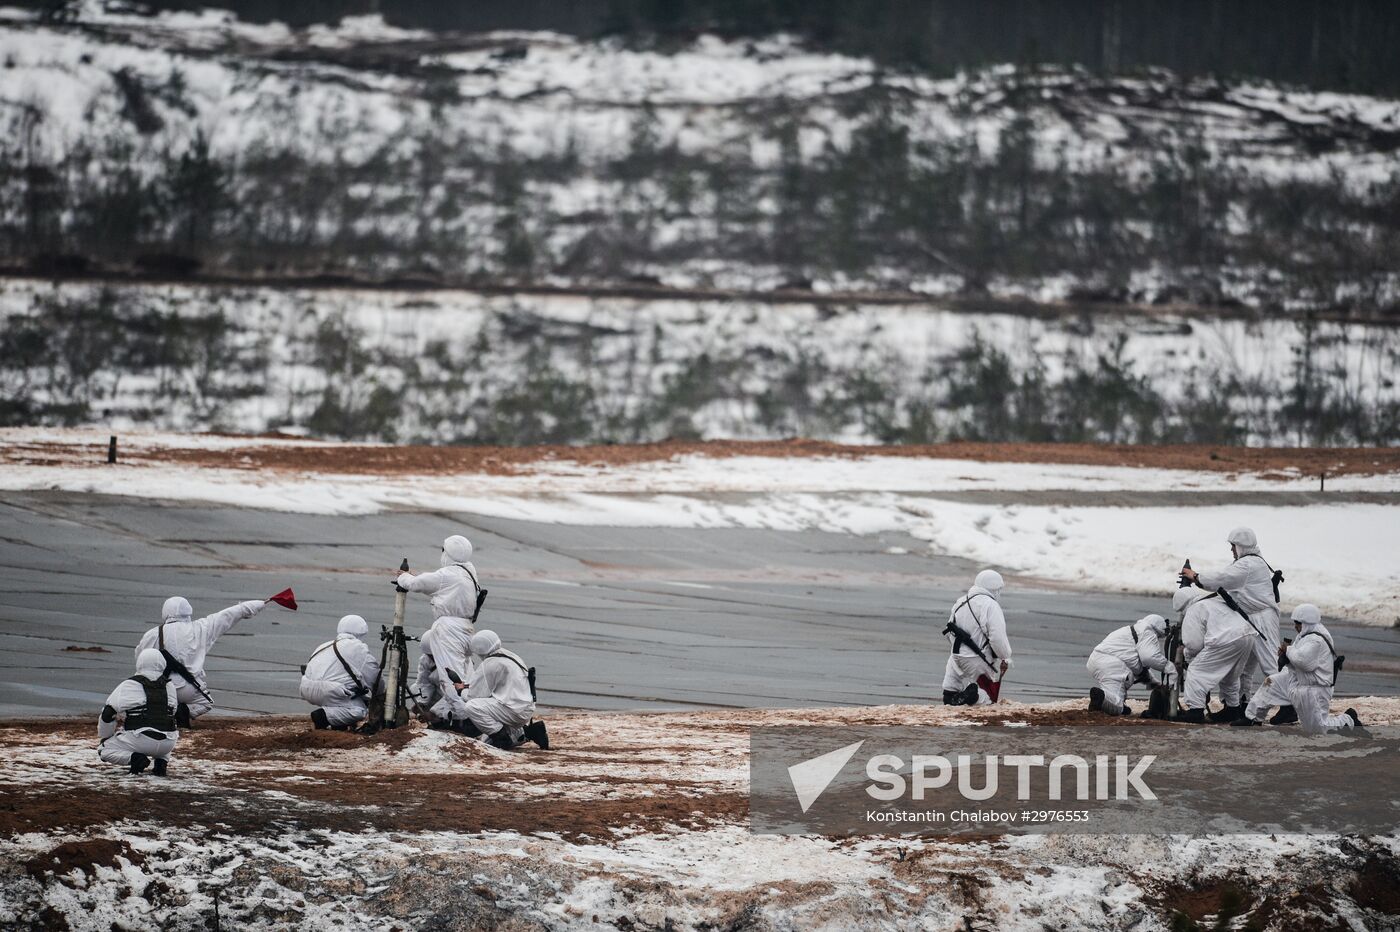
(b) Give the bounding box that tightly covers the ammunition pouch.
[124,675,177,732]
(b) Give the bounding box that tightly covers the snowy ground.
[4,700,1400,931]
[4,428,1399,628]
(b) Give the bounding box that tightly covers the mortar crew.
[1174,587,1254,724]
[1234,604,1361,734]
[1179,527,1282,703]
[397,535,482,725]
[447,630,549,750]
[300,615,383,731]
[135,596,268,726]
[99,648,178,775]
[1086,613,1170,716]
[941,570,1012,706]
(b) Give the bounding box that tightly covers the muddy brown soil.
[1350,852,1400,915]
[0,708,1178,846]
[191,720,419,756]
[165,439,1400,478]
[0,717,745,841]
[977,706,1177,726]
[24,838,144,881]
[2,719,92,740]
[0,779,747,842]
[14,437,1398,478]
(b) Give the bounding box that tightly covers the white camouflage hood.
[135,648,168,679]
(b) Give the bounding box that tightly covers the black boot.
[129,753,151,775]
[310,708,330,730]
[1270,705,1299,726]
[1345,708,1362,728]
[1177,707,1206,724]
[1207,704,1241,724]
[960,683,979,706]
[487,729,517,750]
[1141,687,1168,719]
[152,758,168,777]
[1230,716,1261,727]
[450,718,484,738]
[524,719,550,750]
[1089,687,1104,712]
[175,704,192,729]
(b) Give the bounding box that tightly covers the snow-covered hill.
[1,3,1399,312]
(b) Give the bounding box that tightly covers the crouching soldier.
[99,649,178,775]
[447,630,549,750]
[1086,614,1171,716]
[301,615,382,731]
[1234,604,1361,735]
[941,570,1012,705]
[136,595,271,726]
[1175,587,1254,723]
[411,629,443,720]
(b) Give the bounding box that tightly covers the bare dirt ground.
[8,435,1400,478]
[4,701,1400,931]
[1,703,1163,839]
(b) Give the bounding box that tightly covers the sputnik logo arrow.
[787,740,865,813]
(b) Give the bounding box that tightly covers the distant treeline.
[27,0,1400,95]
[3,286,1397,446]
[4,80,1398,316]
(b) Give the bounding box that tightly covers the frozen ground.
[3,702,1399,931]
[4,429,1399,628]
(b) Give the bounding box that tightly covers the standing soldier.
[1179,527,1284,707]
[398,535,484,724]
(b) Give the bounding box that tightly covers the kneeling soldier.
[98,649,179,775]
